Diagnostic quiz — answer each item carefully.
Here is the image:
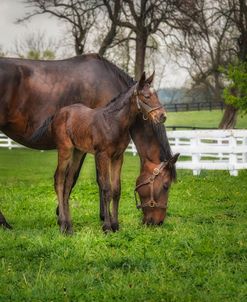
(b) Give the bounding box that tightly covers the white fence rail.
[0,132,23,149]
[128,130,247,176]
[1,130,247,176]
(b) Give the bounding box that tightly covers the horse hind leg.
[95,163,105,221]
[56,151,87,216]
[54,148,73,234]
[0,211,12,229]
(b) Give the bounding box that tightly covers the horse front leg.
[0,211,12,229]
[54,148,73,234]
[95,153,112,233]
[110,155,124,232]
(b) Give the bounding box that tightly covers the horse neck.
[130,116,162,169]
[103,95,138,131]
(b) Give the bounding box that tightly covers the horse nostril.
[159,113,166,123]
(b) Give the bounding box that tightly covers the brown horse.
[50,73,165,233]
[0,54,176,229]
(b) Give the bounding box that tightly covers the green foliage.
[22,49,56,60]
[222,61,247,114]
[0,46,6,57]
[0,149,247,301]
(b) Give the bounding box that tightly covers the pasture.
[166,110,247,129]
[0,147,246,302]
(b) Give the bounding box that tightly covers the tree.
[223,61,247,114]
[0,46,7,57]
[103,0,178,79]
[168,0,247,128]
[14,31,57,59]
[18,0,101,56]
[19,0,179,79]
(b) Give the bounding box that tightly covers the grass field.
[0,148,247,302]
[165,110,247,129]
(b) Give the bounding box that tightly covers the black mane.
[100,56,135,88]
[152,123,177,181]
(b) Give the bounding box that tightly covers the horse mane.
[103,83,137,115]
[99,56,135,88]
[152,123,177,181]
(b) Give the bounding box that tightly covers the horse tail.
[30,115,54,143]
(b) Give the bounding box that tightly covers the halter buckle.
[149,200,155,207]
[153,167,160,175]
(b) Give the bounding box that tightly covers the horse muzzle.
[150,108,167,124]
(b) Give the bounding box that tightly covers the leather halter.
[134,89,163,119]
[134,162,168,210]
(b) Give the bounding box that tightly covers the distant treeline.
[157,87,215,105]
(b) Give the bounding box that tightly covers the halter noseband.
[134,162,168,210]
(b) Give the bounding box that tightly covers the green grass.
[0,149,247,302]
[166,110,247,129]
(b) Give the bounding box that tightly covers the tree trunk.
[135,34,147,80]
[218,104,238,129]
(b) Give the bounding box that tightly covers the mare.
[0,54,177,229]
[51,73,165,233]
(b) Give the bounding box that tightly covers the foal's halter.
[134,89,163,120]
[134,162,168,210]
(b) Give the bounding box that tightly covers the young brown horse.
[52,73,165,233]
[0,54,176,229]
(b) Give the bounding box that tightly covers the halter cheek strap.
[134,90,163,118]
[134,162,168,210]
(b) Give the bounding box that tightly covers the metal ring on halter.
[142,114,148,120]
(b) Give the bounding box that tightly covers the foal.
[52,72,166,233]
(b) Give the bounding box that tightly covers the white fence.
[128,130,247,176]
[1,130,247,176]
[0,132,23,149]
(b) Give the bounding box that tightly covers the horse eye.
[163,185,169,191]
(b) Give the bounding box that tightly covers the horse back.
[0,55,130,149]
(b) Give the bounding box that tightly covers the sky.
[0,0,64,52]
[0,0,188,87]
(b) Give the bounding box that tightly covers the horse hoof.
[111,222,119,232]
[60,222,73,235]
[102,224,111,233]
[0,221,12,229]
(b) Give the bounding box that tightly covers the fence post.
[131,141,137,156]
[229,132,238,176]
[243,134,247,164]
[191,135,201,176]
[8,137,12,150]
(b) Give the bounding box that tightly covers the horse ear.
[146,71,155,85]
[168,153,180,165]
[138,71,146,90]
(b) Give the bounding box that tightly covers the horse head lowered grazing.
[52,72,165,233]
[0,54,176,230]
